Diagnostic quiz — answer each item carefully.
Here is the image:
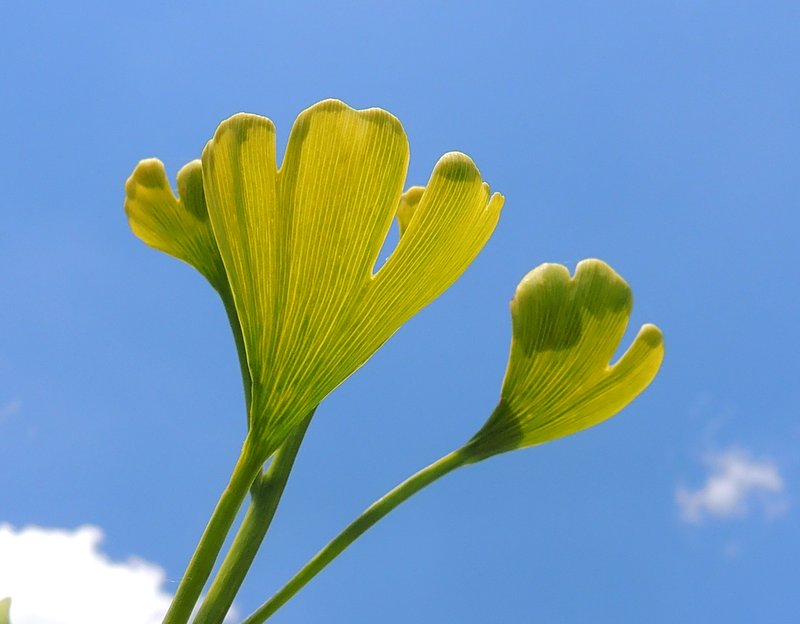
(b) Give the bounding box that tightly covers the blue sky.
[1,1,798,622]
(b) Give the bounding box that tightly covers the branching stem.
[193,414,314,624]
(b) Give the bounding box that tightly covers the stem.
[193,413,314,624]
[240,449,469,624]
[162,436,263,624]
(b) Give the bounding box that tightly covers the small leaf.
[124,159,227,292]
[465,259,663,459]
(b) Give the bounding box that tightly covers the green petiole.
[240,448,470,624]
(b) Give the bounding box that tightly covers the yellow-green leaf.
[200,99,503,457]
[464,259,663,459]
[124,159,227,293]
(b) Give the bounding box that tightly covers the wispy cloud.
[0,523,237,623]
[676,449,787,523]
[0,399,21,422]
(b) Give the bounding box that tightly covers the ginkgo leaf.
[464,259,663,460]
[187,99,502,459]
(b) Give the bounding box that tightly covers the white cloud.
[0,524,239,624]
[0,524,171,624]
[676,449,787,523]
